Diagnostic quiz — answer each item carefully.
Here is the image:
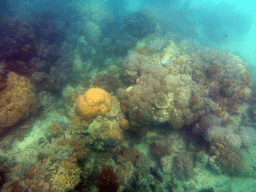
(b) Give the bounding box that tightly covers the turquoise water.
[0,0,256,191]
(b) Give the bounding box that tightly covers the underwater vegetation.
[0,0,256,192]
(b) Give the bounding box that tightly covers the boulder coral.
[117,74,156,127]
[117,73,209,129]
[76,88,111,122]
[83,94,125,147]
[164,74,207,129]
[118,41,253,130]
[0,72,38,134]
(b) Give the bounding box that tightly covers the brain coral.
[76,88,111,122]
[0,72,38,133]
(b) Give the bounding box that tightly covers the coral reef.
[211,142,245,176]
[206,124,242,149]
[193,114,222,134]
[208,82,222,103]
[58,138,89,160]
[117,40,253,132]
[165,74,208,129]
[151,144,173,159]
[105,137,119,147]
[117,147,149,169]
[237,126,256,149]
[198,49,252,116]
[49,120,64,137]
[0,72,38,133]
[76,88,112,122]
[119,118,130,130]
[117,74,158,126]
[103,121,124,141]
[173,153,194,180]
[118,71,209,128]
[114,147,149,189]
[154,92,170,109]
[0,17,35,63]
[92,73,124,94]
[50,155,81,191]
[0,13,68,94]
[0,9,255,191]
[97,165,119,192]
[202,123,256,176]
[0,163,9,190]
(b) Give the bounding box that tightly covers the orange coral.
[76,88,111,122]
[0,72,38,133]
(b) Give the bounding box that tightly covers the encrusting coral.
[76,88,111,122]
[0,72,38,134]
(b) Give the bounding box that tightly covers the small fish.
[150,167,163,182]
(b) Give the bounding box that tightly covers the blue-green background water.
[2,0,255,69]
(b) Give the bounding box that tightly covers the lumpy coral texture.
[117,45,252,130]
[0,4,256,190]
[0,72,38,133]
[118,56,211,128]
[50,157,82,192]
[76,88,111,122]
